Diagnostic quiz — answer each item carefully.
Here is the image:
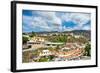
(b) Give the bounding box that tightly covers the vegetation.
[84,43,91,56]
[22,51,32,63]
[29,31,36,37]
[48,55,55,61]
[32,50,40,56]
[38,57,49,62]
[76,37,88,44]
[67,36,88,44]
[22,30,91,63]
[67,36,75,43]
[45,35,67,43]
[23,36,29,44]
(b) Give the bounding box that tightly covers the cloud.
[36,11,62,26]
[34,11,63,31]
[23,15,33,24]
[82,25,91,30]
[23,10,91,32]
[31,17,48,28]
[63,26,73,31]
[61,12,91,30]
[23,15,54,32]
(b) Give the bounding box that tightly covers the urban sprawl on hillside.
[22,30,91,63]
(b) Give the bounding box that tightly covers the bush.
[38,57,49,62]
[84,43,91,56]
[23,36,29,44]
[29,31,36,37]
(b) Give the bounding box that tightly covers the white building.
[44,42,63,48]
[74,35,80,38]
[61,47,71,51]
[39,50,52,56]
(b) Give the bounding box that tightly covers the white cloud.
[63,25,81,31]
[31,16,53,31]
[34,11,63,31]
[36,11,62,26]
[32,17,48,27]
[82,25,91,30]
[63,26,73,31]
[23,15,33,24]
[23,11,91,32]
[23,15,50,31]
[61,12,91,28]
[36,11,55,20]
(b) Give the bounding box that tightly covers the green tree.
[48,55,55,61]
[84,43,91,56]
[30,31,36,37]
[38,58,49,62]
[23,36,29,44]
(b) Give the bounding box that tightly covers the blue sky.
[22,10,91,32]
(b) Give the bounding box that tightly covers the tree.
[84,43,91,56]
[30,31,36,37]
[48,55,55,61]
[23,36,29,44]
[38,57,49,62]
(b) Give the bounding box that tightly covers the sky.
[22,10,91,32]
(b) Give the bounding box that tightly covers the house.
[39,50,52,56]
[27,37,45,49]
[61,47,71,51]
[74,35,81,38]
[22,44,29,49]
[31,37,45,42]
[44,42,64,48]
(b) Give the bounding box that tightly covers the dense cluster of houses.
[39,43,85,60]
[22,32,88,62]
[24,36,64,49]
